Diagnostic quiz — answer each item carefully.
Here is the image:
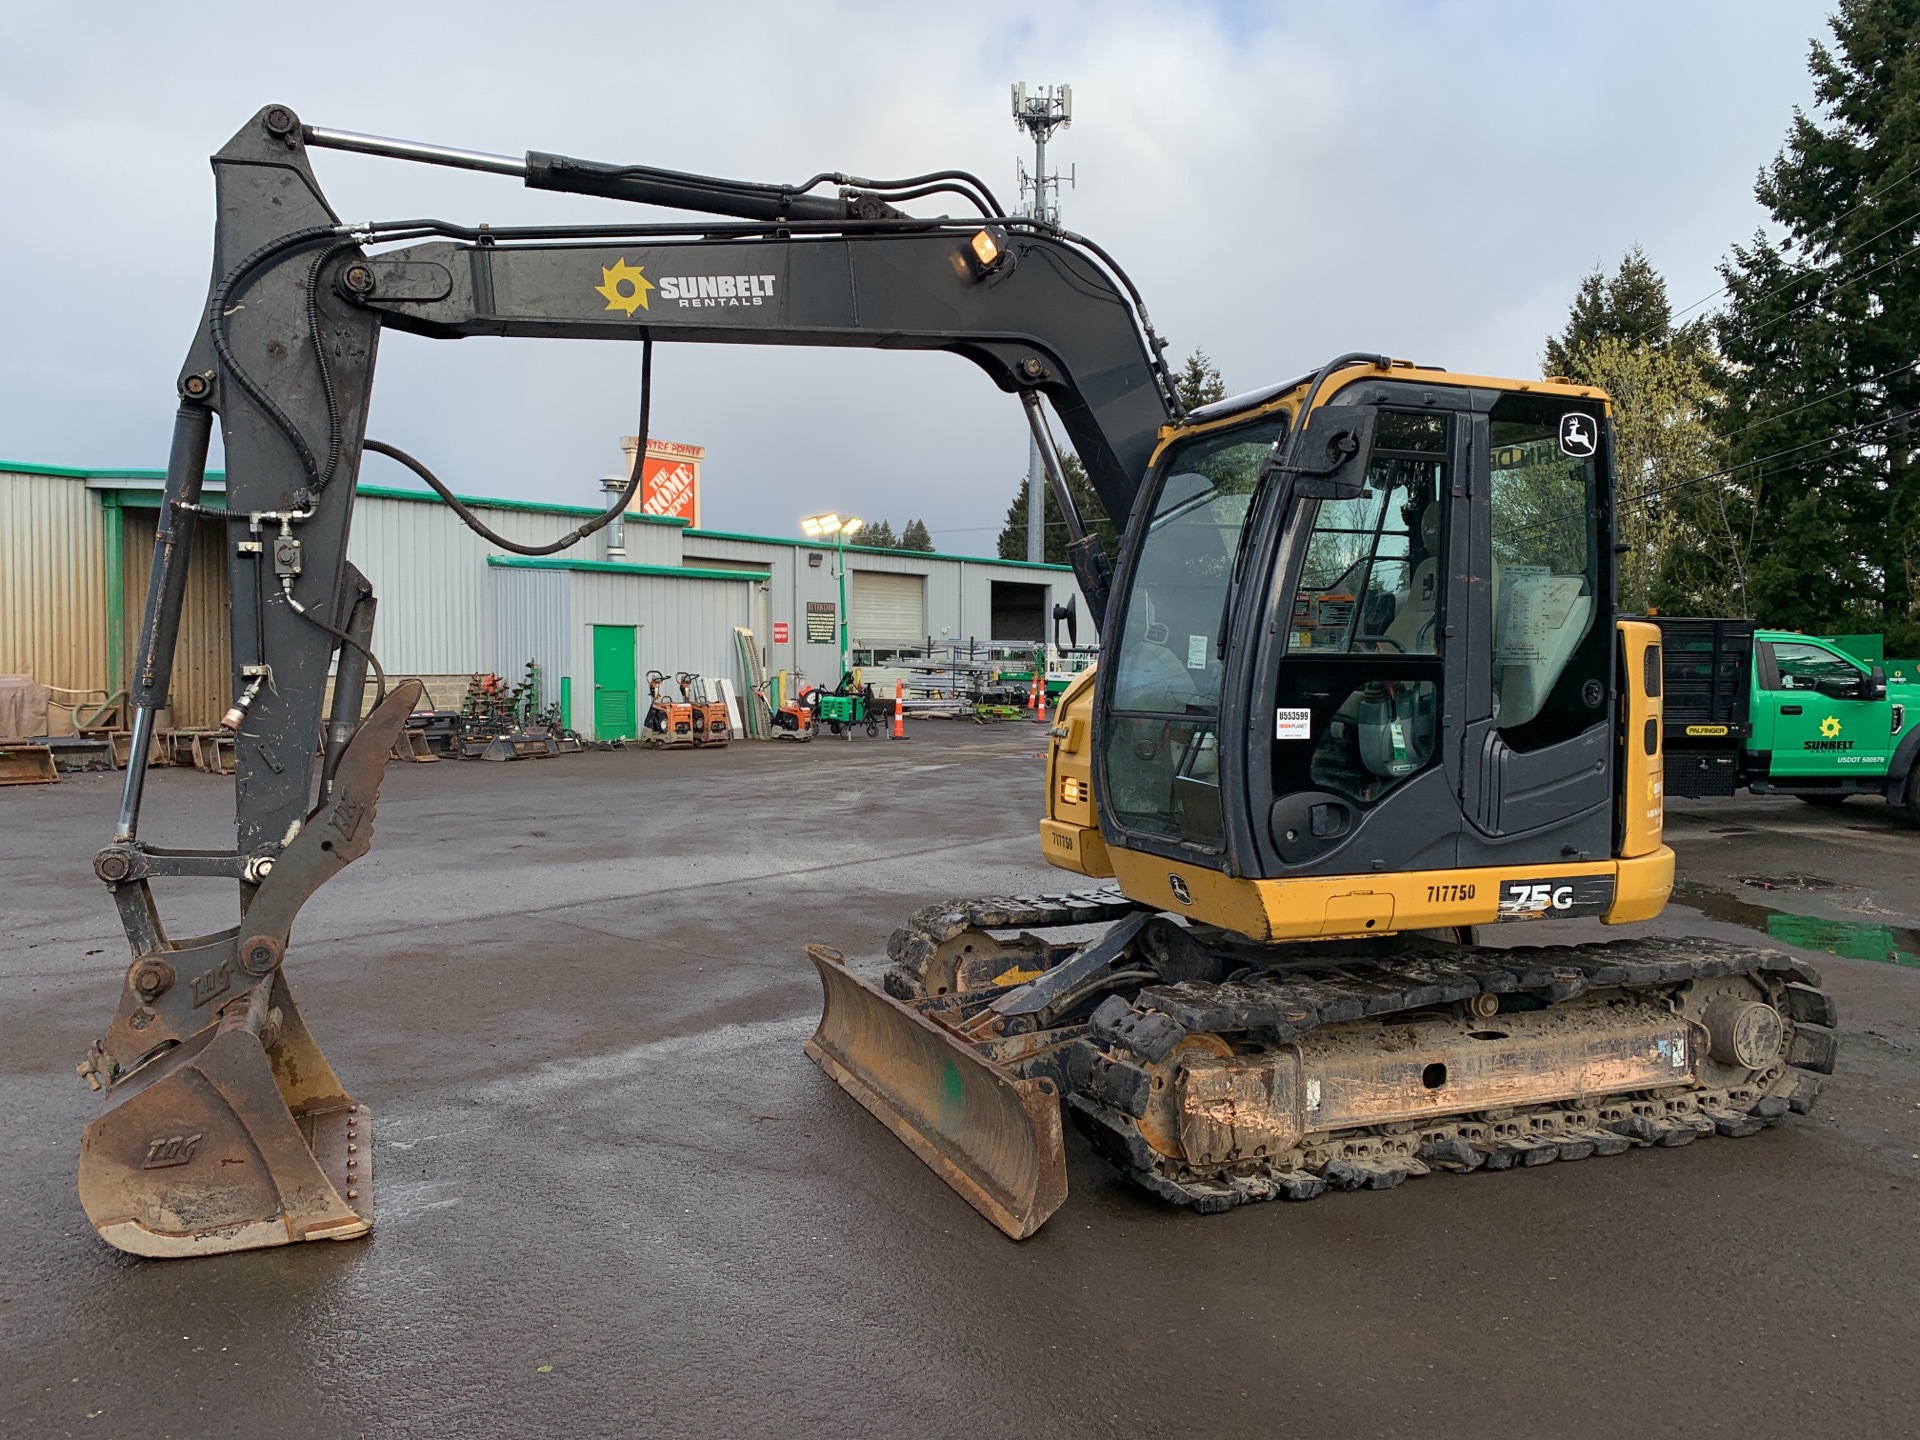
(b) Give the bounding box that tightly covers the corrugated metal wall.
[560,569,753,727]
[0,468,106,730]
[346,497,685,675]
[489,567,572,720]
[121,509,232,729]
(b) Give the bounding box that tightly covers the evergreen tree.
[996,347,1224,559]
[1543,253,1735,614]
[861,519,899,548]
[1174,348,1228,411]
[899,519,934,551]
[1543,247,1705,376]
[996,455,1119,564]
[1713,0,1920,650]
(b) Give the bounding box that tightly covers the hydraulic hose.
[363,333,653,557]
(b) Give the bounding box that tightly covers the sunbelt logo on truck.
[1805,715,1854,751]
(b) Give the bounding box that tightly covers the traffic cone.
[892,680,906,739]
[1035,676,1049,724]
[1027,674,1038,711]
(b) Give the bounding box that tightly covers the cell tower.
[1012,83,1074,564]
[1011,82,1074,227]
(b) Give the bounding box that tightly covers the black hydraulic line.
[281,584,387,706]
[303,239,361,492]
[844,180,997,217]
[205,224,342,491]
[362,334,653,557]
[833,169,1007,216]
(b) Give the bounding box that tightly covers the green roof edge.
[487,556,755,582]
[684,527,1072,572]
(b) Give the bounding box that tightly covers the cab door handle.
[1781,705,1802,715]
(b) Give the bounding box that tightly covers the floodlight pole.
[835,527,850,679]
[1012,82,1073,566]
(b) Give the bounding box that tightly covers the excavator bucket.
[78,681,421,1258]
[804,946,1068,1239]
[78,970,371,1257]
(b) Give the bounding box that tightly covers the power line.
[1740,232,1920,341]
[1671,157,1920,321]
[1715,356,1920,445]
[1620,403,1920,509]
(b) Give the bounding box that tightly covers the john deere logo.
[1820,715,1842,738]
[1168,874,1193,905]
[595,258,655,315]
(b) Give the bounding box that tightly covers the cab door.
[1759,639,1889,776]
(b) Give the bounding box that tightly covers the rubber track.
[1070,936,1835,1212]
[883,889,1838,1214]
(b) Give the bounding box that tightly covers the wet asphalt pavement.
[4,727,1918,1439]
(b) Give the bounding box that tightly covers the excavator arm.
[77,104,1173,1257]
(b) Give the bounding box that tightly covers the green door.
[592,625,637,740]
[1760,638,1889,776]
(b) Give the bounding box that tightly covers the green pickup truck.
[1657,618,1920,822]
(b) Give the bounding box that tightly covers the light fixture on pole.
[800,512,864,677]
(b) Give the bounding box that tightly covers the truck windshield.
[1104,419,1285,847]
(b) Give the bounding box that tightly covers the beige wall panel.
[120,510,232,730]
[0,470,107,731]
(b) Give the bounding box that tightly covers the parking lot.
[5,727,1918,1439]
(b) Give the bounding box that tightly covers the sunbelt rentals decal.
[596,257,778,315]
[1804,714,1854,752]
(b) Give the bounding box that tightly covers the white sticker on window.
[1187,634,1209,669]
[1276,707,1313,739]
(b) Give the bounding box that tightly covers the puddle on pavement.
[1671,881,1920,969]
[1738,873,1856,892]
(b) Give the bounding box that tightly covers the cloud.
[0,0,1825,551]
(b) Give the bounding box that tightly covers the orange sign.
[619,437,704,526]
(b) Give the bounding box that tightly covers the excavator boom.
[77,105,1172,1257]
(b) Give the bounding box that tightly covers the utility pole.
[1012,82,1073,566]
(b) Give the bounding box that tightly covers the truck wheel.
[1905,766,1920,826]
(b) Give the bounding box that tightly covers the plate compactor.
[77,107,1834,1257]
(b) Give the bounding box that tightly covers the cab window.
[1487,393,1605,746]
[1768,642,1863,690]
[1105,418,1284,848]
[1287,411,1446,658]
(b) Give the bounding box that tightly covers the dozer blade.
[804,945,1067,1240]
[79,972,371,1257]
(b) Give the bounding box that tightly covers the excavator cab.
[1094,370,1645,918]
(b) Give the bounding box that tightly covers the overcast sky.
[0,1,1830,554]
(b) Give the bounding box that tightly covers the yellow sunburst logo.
[595,258,654,315]
[1820,715,1842,738]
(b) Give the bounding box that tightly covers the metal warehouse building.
[0,460,1082,739]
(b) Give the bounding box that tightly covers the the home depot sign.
[618,436,704,526]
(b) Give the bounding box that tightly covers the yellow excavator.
[77,107,1833,1256]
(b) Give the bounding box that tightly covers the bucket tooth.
[804,945,1068,1240]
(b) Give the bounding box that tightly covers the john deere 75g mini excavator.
[77,106,1836,1257]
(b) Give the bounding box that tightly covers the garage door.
[851,571,926,645]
